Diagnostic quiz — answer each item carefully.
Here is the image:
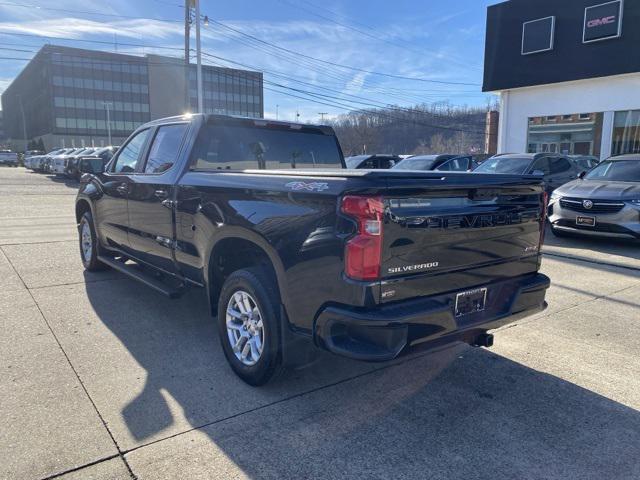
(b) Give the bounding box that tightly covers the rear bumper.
[314,273,549,362]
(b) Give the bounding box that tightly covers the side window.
[359,158,377,169]
[549,157,572,174]
[144,124,188,174]
[111,129,149,174]
[379,157,399,169]
[437,158,468,171]
[530,157,551,175]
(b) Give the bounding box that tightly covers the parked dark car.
[473,153,581,192]
[76,114,549,385]
[548,154,640,239]
[392,154,477,172]
[69,146,118,180]
[345,154,401,169]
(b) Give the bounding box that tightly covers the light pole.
[184,0,191,112]
[102,102,113,145]
[195,0,203,113]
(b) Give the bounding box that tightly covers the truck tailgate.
[379,173,545,303]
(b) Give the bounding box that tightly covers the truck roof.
[142,113,335,136]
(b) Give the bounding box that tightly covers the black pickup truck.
[76,114,550,385]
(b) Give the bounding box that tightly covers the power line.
[199,50,490,129]
[278,0,482,72]
[209,19,480,87]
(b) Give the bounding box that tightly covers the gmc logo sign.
[583,0,623,43]
[587,15,616,28]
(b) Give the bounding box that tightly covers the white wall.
[498,73,640,158]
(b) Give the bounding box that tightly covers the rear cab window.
[190,123,344,170]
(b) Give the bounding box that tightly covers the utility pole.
[296,109,300,123]
[195,0,203,113]
[184,0,191,112]
[16,94,27,150]
[318,112,328,123]
[102,102,113,145]
[276,104,279,120]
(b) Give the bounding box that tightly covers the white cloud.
[0,17,181,40]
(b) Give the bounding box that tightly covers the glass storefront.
[527,113,603,156]
[612,110,640,155]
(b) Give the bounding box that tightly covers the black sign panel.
[583,0,623,43]
[522,16,555,55]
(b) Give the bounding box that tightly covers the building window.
[546,116,557,122]
[612,110,640,156]
[528,112,603,156]
[579,113,591,120]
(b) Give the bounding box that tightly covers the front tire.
[78,211,107,271]
[217,267,283,386]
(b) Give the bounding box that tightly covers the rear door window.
[144,124,188,174]
[111,129,150,174]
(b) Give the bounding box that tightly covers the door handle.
[154,189,169,199]
[116,184,128,194]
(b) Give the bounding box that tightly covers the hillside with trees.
[330,102,491,157]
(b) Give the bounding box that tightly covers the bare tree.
[331,102,487,156]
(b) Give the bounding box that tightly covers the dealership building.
[484,0,640,159]
[1,45,263,151]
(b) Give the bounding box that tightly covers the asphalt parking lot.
[1,166,640,480]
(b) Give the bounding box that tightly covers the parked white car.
[50,148,84,175]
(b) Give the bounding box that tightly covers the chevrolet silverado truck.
[76,114,550,385]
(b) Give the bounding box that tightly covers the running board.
[98,255,184,299]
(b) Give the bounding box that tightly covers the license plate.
[576,216,596,227]
[455,288,487,317]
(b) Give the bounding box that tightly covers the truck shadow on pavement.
[83,276,640,479]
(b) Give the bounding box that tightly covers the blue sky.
[0,0,498,122]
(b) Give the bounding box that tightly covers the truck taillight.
[540,191,549,246]
[341,195,384,281]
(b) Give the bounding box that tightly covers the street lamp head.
[203,15,209,26]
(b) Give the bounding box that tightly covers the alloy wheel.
[225,290,265,366]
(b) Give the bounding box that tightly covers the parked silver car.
[548,154,640,239]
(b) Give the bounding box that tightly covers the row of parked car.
[25,146,118,180]
[346,152,600,193]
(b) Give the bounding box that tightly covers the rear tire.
[217,267,283,386]
[79,211,108,271]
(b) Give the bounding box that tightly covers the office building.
[1,45,263,150]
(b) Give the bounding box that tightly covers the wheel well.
[209,238,279,313]
[75,200,91,224]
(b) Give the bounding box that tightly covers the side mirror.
[578,171,587,179]
[531,170,545,176]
